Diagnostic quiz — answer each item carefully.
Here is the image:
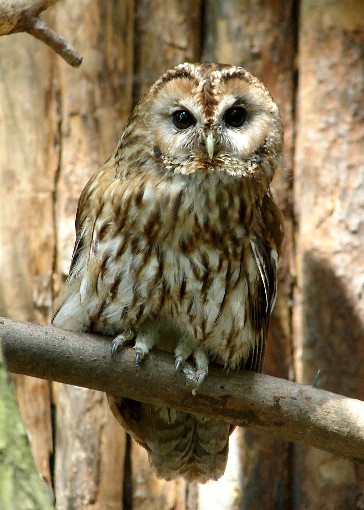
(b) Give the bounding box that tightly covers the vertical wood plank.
[202,1,297,507]
[2,2,363,508]
[202,0,296,374]
[294,0,364,507]
[197,428,242,510]
[52,1,135,508]
[0,29,56,490]
[133,0,202,96]
[130,1,203,506]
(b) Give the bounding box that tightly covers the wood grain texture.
[0,25,55,489]
[201,1,296,506]
[294,1,364,507]
[51,1,135,507]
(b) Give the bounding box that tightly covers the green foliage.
[0,342,53,510]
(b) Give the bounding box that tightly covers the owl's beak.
[205,131,215,160]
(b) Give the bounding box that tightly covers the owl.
[53,62,284,483]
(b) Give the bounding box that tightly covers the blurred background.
[0,1,363,508]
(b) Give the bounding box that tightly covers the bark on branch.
[1,316,363,463]
[0,0,82,67]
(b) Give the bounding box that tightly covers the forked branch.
[0,0,82,66]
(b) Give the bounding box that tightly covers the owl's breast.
[86,219,259,368]
[70,173,263,367]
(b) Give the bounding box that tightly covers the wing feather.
[245,192,284,373]
[52,157,117,329]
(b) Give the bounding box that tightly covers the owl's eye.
[172,110,196,130]
[223,106,248,128]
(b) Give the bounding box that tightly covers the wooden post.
[0,18,55,488]
[294,1,364,507]
[131,2,202,507]
[202,1,297,506]
[50,2,135,508]
[0,343,53,510]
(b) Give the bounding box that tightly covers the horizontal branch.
[1,317,363,463]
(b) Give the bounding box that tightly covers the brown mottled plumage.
[53,62,284,483]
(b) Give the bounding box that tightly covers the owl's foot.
[175,345,209,395]
[133,332,156,368]
[191,348,209,396]
[111,329,135,359]
[192,368,208,396]
[112,329,156,367]
[174,354,186,374]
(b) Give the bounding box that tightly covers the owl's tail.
[108,395,231,483]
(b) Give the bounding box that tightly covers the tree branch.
[0,0,82,67]
[1,316,363,463]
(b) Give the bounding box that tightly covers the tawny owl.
[53,62,284,483]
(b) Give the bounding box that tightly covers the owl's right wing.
[52,156,119,331]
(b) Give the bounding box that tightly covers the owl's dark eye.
[172,110,196,130]
[223,106,248,128]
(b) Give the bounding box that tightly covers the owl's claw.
[132,332,156,368]
[111,338,122,359]
[174,343,209,394]
[192,368,208,396]
[196,368,207,388]
[174,354,186,374]
[111,330,135,359]
[134,348,145,368]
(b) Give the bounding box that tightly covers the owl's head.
[121,63,283,187]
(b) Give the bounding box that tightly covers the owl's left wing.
[245,193,284,372]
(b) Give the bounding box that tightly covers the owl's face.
[122,63,283,185]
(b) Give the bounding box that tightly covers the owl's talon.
[111,330,134,359]
[111,338,121,359]
[196,368,207,388]
[175,354,186,374]
[192,368,208,396]
[134,348,145,368]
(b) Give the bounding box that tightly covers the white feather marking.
[143,181,154,202]
[53,293,87,331]
[250,238,269,313]
[79,276,89,304]
[270,249,278,314]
